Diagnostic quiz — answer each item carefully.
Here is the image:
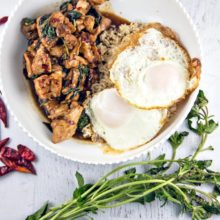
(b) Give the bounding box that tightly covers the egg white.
[86,88,168,151]
[110,27,199,109]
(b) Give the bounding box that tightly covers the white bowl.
[0,0,201,164]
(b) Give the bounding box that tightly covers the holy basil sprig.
[26,90,220,220]
[187,90,218,159]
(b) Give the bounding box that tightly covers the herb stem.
[191,134,208,160]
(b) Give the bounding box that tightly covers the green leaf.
[77,111,90,132]
[79,65,89,77]
[67,10,82,23]
[136,192,156,204]
[195,160,212,169]
[196,90,208,108]
[60,0,72,11]
[73,184,93,200]
[39,14,50,25]
[144,192,156,203]
[76,171,85,187]
[42,23,57,39]
[214,185,220,196]
[153,154,166,168]
[146,154,168,175]
[205,119,218,134]
[22,17,35,26]
[25,203,48,220]
[124,168,136,175]
[168,131,189,149]
[203,204,220,215]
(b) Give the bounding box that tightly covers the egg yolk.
[144,63,182,94]
[93,89,133,128]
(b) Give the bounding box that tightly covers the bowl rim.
[0,0,202,165]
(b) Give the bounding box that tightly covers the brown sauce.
[101,11,130,26]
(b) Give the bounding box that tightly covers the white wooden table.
[0,0,220,219]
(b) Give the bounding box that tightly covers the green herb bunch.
[26,90,220,220]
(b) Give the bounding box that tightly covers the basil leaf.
[22,17,35,26]
[76,171,84,187]
[124,168,136,175]
[67,11,82,22]
[25,203,48,220]
[168,131,189,149]
[77,111,90,132]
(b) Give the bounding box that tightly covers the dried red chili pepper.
[0,156,36,175]
[1,146,20,160]
[17,144,36,161]
[0,139,37,176]
[0,97,8,127]
[0,166,13,176]
[0,137,9,148]
[16,158,36,174]
[0,16,8,25]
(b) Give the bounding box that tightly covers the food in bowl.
[21,0,201,151]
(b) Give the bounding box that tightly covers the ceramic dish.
[0,0,202,164]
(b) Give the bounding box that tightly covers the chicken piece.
[75,56,89,65]
[67,3,74,11]
[27,40,40,57]
[75,0,91,15]
[49,46,65,58]
[91,45,101,61]
[51,105,83,143]
[70,100,79,108]
[21,22,38,40]
[24,52,34,78]
[56,23,70,37]
[72,69,80,87]
[76,18,85,32]
[41,38,58,50]
[34,75,50,100]
[50,12,65,28]
[52,64,63,72]
[81,41,95,63]
[63,34,78,50]
[48,103,69,120]
[43,100,59,115]
[31,45,52,75]
[50,71,63,97]
[89,0,105,5]
[70,41,82,57]
[84,15,95,32]
[63,59,79,69]
[66,106,84,124]
[64,17,76,33]
[62,68,81,95]
[56,17,76,38]
[56,24,72,38]
[51,119,74,143]
[90,17,111,42]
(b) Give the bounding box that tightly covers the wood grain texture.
[0,0,220,219]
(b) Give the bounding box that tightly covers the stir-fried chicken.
[51,106,83,143]
[32,45,52,75]
[76,0,91,15]
[22,0,111,143]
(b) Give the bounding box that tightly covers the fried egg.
[86,88,168,150]
[110,24,200,109]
